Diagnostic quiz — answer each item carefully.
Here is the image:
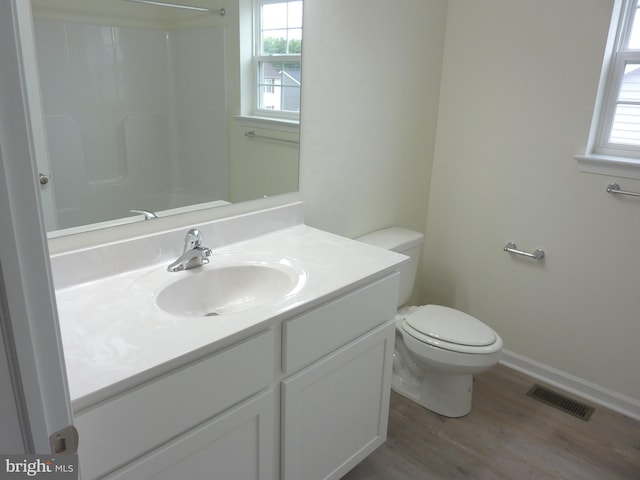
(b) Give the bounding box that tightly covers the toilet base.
[392,371,473,418]
[391,328,475,417]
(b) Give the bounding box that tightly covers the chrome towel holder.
[504,242,545,260]
[606,182,640,198]
[244,130,300,145]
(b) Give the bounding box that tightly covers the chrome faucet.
[130,209,158,220]
[167,229,212,272]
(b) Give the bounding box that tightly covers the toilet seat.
[402,305,500,355]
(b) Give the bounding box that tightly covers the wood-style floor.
[343,365,640,480]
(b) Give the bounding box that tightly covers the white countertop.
[55,224,406,411]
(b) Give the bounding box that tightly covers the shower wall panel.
[34,19,227,230]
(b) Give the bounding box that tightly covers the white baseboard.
[499,350,640,422]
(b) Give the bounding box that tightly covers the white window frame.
[576,0,640,178]
[252,0,302,122]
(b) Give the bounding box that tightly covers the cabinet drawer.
[282,272,399,374]
[75,329,276,480]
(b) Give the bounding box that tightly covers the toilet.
[357,227,503,417]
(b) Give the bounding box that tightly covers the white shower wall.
[34,20,228,230]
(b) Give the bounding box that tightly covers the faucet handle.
[184,229,203,252]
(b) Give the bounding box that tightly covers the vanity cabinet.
[74,272,399,480]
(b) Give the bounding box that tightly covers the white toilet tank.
[357,227,424,306]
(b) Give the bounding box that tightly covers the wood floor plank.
[343,364,640,480]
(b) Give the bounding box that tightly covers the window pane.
[618,63,640,101]
[262,30,289,54]
[612,64,640,145]
[611,103,640,145]
[262,3,288,30]
[260,1,303,55]
[288,1,303,28]
[286,29,302,54]
[258,61,301,113]
[627,0,640,49]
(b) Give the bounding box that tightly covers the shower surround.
[34,17,228,230]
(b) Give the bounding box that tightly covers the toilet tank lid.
[357,227,424,252]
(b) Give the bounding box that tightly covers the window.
[254,0,302,120]
[577,0,640,177]
[595,0,640,157]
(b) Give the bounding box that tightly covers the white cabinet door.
[106,389,277,480]
[281,321,395,480]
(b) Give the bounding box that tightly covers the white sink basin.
[129,255,307,317]
[158,264,298,316]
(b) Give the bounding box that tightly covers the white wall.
[299,0,448,238]
[424,0,640,405]
[227,0,299,204]
[228,119,300,203]
[300,0,640,410]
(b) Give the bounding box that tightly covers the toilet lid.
[404,305,496,347]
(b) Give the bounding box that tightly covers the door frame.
[0,0,73,454]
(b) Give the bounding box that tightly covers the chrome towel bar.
[606,182,640,197]
[504,242,545,260]
[244,131,299,145]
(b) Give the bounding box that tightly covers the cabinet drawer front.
[283,272,399,374]
[76,329,276,480]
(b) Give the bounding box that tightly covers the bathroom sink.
[157,264,300,316]
[129,255,307,317]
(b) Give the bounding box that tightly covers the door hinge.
[49,425,79,454]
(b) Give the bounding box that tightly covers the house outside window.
[254,0,302,120]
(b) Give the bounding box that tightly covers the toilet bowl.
[393,305,502,417]
[357,228,503,417]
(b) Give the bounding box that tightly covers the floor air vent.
[526,384,595,421]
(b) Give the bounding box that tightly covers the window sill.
[574,153,640,180]
[233,115,299,134]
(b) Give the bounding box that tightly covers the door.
[0,0,73,454]
[281,322,395,480]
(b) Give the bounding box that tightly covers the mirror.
[29,0,300,237]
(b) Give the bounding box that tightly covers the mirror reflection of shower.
[32,0,228,231]
[29,0,301,235]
